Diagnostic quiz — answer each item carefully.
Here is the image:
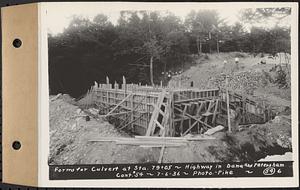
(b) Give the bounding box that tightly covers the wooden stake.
[158,145,165,163]
[226,76,232,132]
[212,99,219,125]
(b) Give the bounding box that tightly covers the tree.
[240,8,291,30]
[115,11,188,85]
[185,10,221,55]
[48,15,118,96]
[93,14,111,27]
[241,8,291,24]
[143,38,164,85]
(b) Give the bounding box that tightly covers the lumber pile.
[88,135,215,148]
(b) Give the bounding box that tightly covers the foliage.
[49,12,189,96]
[185,10,222,54]
[48,9,291,97]
[240,8,291,25]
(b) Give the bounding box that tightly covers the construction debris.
[204,125,224,135]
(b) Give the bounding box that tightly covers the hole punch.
[12,141,21,150]
[12,38,22,48]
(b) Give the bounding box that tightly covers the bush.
[234,52,247,58]
[274,69,287,88]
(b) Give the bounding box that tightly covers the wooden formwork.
[77,77,274,137]
[219,90,275,125]
[77,78,220,137]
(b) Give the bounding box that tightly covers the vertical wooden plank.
[212,99,219,125]
[226,76,232,132]
[180,105,188,136]
[130,94,134,130]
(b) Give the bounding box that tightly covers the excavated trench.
[49,95,292,165]
[75,86,291,163]
[209,133,291,162]
[90,104,291,163]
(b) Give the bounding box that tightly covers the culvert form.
[78,77,275,137]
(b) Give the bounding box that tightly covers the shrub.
[234,52,247,58]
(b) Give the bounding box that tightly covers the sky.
[45,2,291,35]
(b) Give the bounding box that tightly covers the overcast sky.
[45,2,291,35]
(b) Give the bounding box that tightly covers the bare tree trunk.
[196,37,200,55]
[216,34,220,54]
[199,41,202,55]
[150,56,154,86]
[200,42,202,55]
[163,61,167,84]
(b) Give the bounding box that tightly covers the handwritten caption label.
[49,161,293,180]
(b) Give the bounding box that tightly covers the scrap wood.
[139,144,182,148]
[88,137,137,142]
[135,135,215,140]
[88,137,188,143]
[204,125,224,136]
[68,114,88,120]
[115,140,187,146]
[99,111,132,117]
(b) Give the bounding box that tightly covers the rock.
[229,109,237,119]
[89,108,99,115]
[276,138,284,147]
[272,116,281,123]
[71,123,77,130]
[76,108,82,114]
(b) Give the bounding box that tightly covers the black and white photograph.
[46,2,296,181]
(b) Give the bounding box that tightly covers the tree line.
[48,8,291,97]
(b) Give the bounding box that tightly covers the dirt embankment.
[50,96,291,165]
[162,116,291,163]
[171,52,291,114]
